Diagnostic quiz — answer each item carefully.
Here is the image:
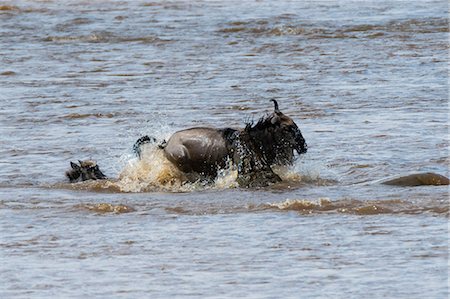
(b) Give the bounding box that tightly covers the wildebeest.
[65,160,107,183]
[134,99,307,187]
[66,100,307,187]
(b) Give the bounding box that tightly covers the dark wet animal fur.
[381,172,450,186]
[135,100,307,187]
[65,160,107,183]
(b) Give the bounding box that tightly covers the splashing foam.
[214,163,239,189]
[71,147,330,193]
[104,145,239,192]
[111,150,327,192]
[114,146,186,192]
[271,156,337,186]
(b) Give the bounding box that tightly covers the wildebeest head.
[65,160,106,182]
[269,99,307,155]
[245,99,307,165]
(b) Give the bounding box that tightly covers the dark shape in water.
[133,135,166,158]
[382,172,450,186]
[66,160,107,183]
[135,99,308,188]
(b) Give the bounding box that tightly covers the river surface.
[0,0,448,298]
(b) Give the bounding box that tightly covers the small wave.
[340,18,449,34]
[0,71,16,76]
[43,31,171,44]
[0,5,18,11]
[269,26,355,39]
[74,203,135,214]
[267,198,448,216]
[288,157,339,185]
[218,23,357,39]
[218,17,448,39]
[0,5,48,13]
[61,113,116,120]
[385,18,449,33]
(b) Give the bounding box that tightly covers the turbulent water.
[0,0,448,298]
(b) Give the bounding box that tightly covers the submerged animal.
[134,99,308,187]
[381,172,450,186]
[65,160,107,183]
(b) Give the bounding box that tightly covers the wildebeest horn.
[270,99,280,113]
